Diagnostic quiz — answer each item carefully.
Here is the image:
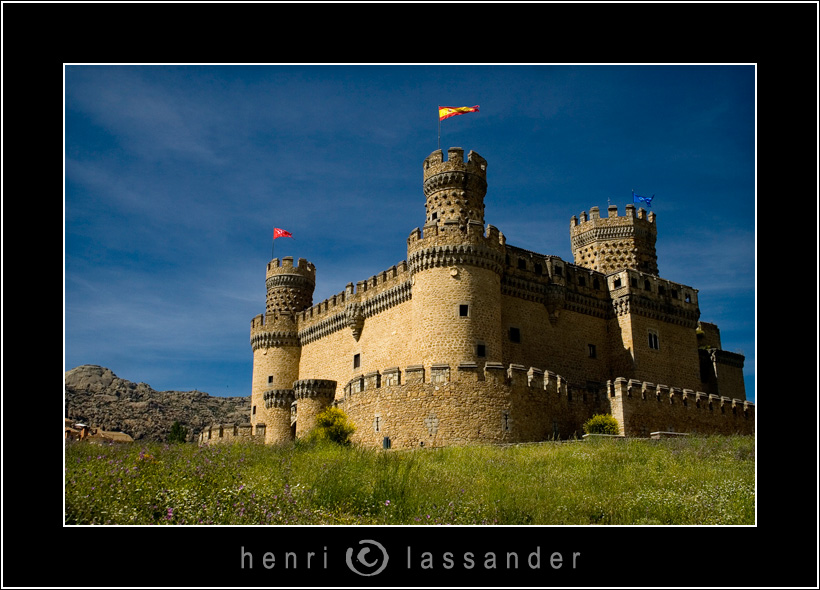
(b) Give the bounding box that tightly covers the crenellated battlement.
[266,256,316,281]
[422,148,488,227]
[570,204,659,275]
[423,147,487,184]
[608,376,753,436]
[295,260,412,339]
[264,256,316,316]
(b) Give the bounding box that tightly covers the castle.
[199,147,753,448]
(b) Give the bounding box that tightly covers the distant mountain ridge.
[64,365,250,442]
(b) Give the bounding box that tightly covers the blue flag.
[632,190,654,208]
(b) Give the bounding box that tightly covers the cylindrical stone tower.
[422,147,488,226]
[250,256,315,443]
[408,148,504,371]
[293,379,337,438]
[570,204,658,275]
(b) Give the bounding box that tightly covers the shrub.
[168,421,188,444]
[307,407,356,445]
[583,413,620,435]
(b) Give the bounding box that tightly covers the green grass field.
[64,435,755,525]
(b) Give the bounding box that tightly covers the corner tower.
[408,148,504,371]
[570,204,658,275]
[249,256,315,443]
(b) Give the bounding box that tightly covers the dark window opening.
[534,263,542,275]
[509,327,521,343]
[593,278,600,289]
[588,344,597,358]
[252,406,256,415]
[578,276,586,287]
[476,343,486,357]
[459,304,469,317]
[658,286,666,296]
[554,266,563,276]
[353,353,361,368]
[517,258,526,270]
[648,331,659,350]
[268,375,273,383]
[613,277,622,288]
[631,277,638,287]
[644,279,651,290]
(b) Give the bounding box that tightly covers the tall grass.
[64,435,754,525]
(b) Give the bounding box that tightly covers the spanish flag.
[439,105,480,121]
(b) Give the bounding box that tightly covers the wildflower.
[385,500,391,506]
[165,508,173,521]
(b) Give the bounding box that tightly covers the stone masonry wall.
[339,363,605,449]
[606,378,754,437]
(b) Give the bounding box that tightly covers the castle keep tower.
[570,204,658,275]
[249,256,315,443]
[409,148,504,370]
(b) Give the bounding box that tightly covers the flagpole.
[438,107,441,150]
[271,229,275,261]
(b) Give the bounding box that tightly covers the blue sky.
[64,65,756,402]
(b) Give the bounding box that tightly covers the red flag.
[273,228,293,239]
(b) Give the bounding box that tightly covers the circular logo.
[345,539,389,576]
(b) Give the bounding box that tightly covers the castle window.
[658,285,666,296]
[476,343,486,357]
[644,279,651,291]
[671,289,678,299]
[588,344,597,358]
[459,304,469,317]
[593,278,600,289]
[613,277,622,288]
[431,212,438,220]
[374,416,381,433]
[509,327,521,343]
[578,276,586,287]
[353,353,361,369]
[502,411,511,432]
[534,263,542,275]
[517,258,526,270]
[268,375,273,383]
[631,277,638,288]
[505,254,510,265]
[648,329,660,350]
[685,292,692,303]
[252,405,256,416]
[554,266,563,276]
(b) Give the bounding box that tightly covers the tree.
[168,421,188,444]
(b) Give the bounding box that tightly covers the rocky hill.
[64,365,250,442]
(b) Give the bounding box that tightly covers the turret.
[250,256,316,443]
[570,204,658,275]
[265,256,316,318]
[422,147,488,228]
